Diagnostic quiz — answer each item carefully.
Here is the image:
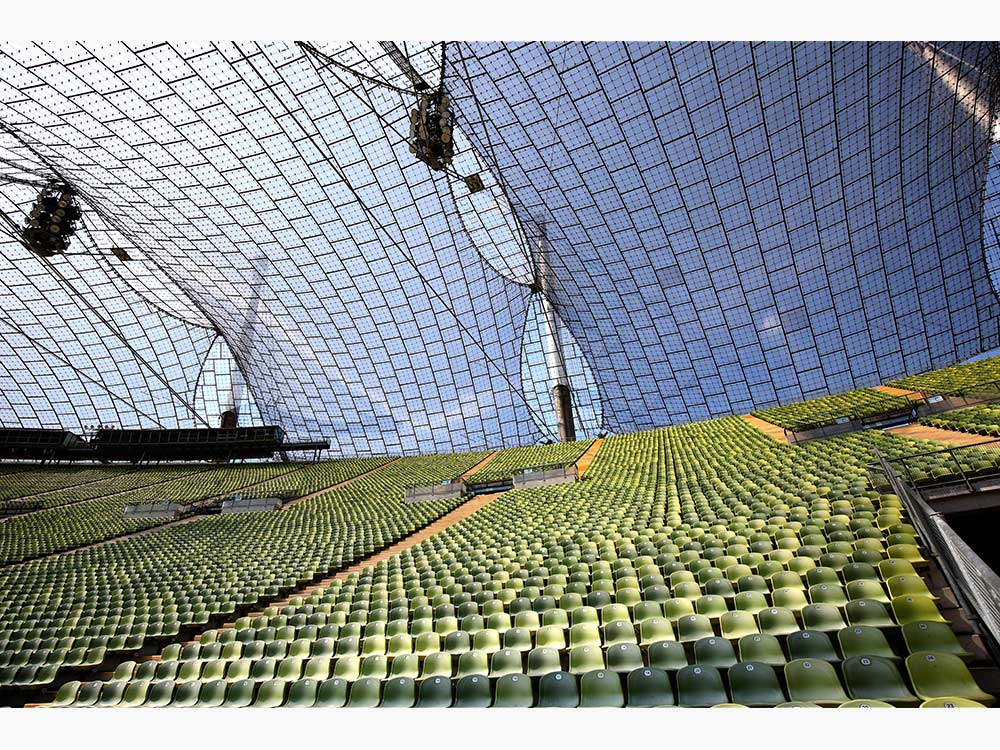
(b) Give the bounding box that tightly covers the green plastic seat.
[842,656,918,706]
[784,659,848,706]
[802,604,847,633]
[489,649,523,678]
[454,674,492,707]
[607,643,644,673]
[569,645,605,674]
[494,673,534,707]
[757,607,800,636]
[416,676,453,707]
[171,681,202,707]
[720,611,759,639]
[380,677,416,707]
[694,637,738,669]
[456,650,489,679]
[838,626,898,660]
[919,697,989,708]
[52,680,81,706]
[120,679,152,707]
[315,678,348,707]
[580,669,625,707]
[626,666,674,707]
[905,652,996,705]
[195,680,227,707]
[838,699,895,708]
[347,677,381,707]
[254,679,287,707]
[729,661,786,707]
[647,640,688,671]
[98,681,127,707]
[639,618,674,645]
[538,671,579,707]
[678,614,715,642]
[286,679,319,707]
[891,596,946,626]
[901,621,973,659]
[224,679,256,707]
[145,680,175,707]
[676,665,728,707]
[738,634,786,666]
[787,630,840,662]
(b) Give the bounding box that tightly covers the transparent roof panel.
[0,41,997,453]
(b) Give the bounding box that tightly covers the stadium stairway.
[459,451,500,481]
[740,415,788,444]
[141,490,509,662]
[574,439,604,477]
[874,385,927,401]
[885,424,997,447]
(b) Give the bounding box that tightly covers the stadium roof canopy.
[0,41,997,456]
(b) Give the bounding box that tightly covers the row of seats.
[55,655,993,707]
[920,406,1000,438]
[890,353,1000,395]
[752,389,912,431]
[0,452,491,688]
[70,417,994,707]
[0,461,298,564]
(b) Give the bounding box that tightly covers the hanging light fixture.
[20,182,81,257]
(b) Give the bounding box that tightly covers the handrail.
[881,436,1000,463]
[869,448,1000,665]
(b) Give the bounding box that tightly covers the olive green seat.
[493,673,534,707]
[838,626,898,660]
[52,680,81,706]
[757,607,799,637]
[647,640,688,671]
[891,596,946,626]
[98,681,127,707]
[379,677,416,707]
[729,662,786,707]
[171,681,202,707]
[580,669,625,707]
[738,634,786,666]
[784,659,848,706]
[905,652,996,705]
[842,656,918,706]
[838,699,895,708]
[120,679,152,707]
[694,637,738,669]
[901,621,972,659]
[626,666,674,707]
[607,643,644,673]
[919,697,989,708]
[286,678,319,707]
[537,671,579,707]
[787,630,840,662]
[145,680,175,707]
[416,676,453,707]
[454,674,492,707]
[223,679,256,707]
[254,679,287,707]
[347,677,381,707]
[195,680,227,707]
[676,665,727,707]
[314,678,348,707]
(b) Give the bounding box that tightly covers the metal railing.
[869,448,1000,665]
[878,438,1000,497]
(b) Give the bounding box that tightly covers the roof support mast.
[536,226,576,442]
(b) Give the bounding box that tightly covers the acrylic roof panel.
[0,41,997,453]
[445,41,1000,432]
